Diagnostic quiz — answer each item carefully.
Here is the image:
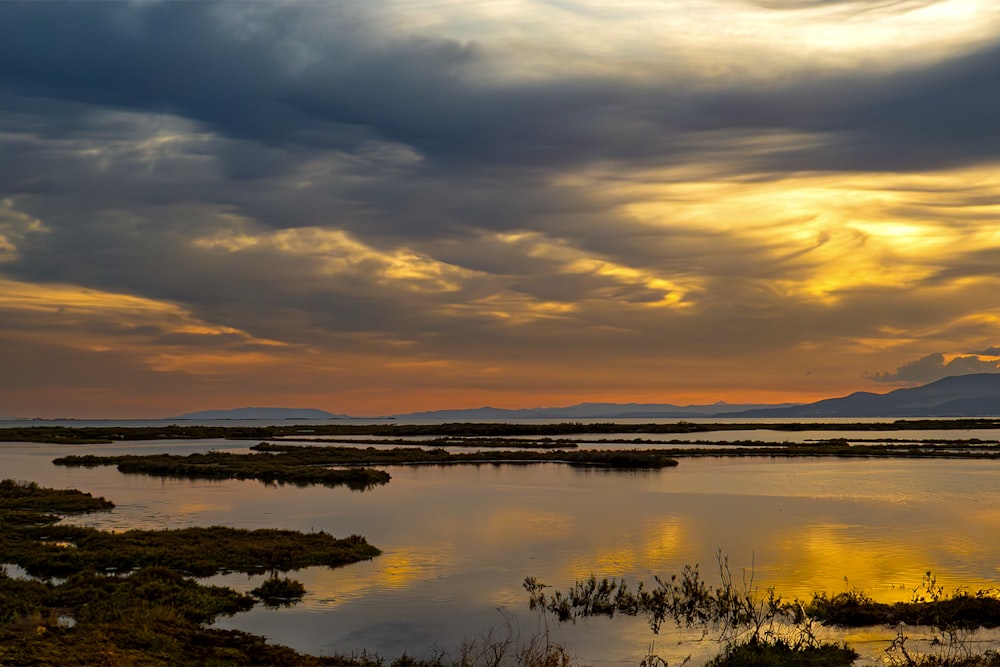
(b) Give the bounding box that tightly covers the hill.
[722,373,1000,418]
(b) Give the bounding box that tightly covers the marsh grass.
[453,611,573,667]
[0,478,114,513]
[52,445,679,491]
[807,572,1000,630]
[1,521,380,578]
[54,450,393,489]
[529,553,925,667]
[250,574,307,607]
[526,553,857,666]
[825,573,1000,667]
[0,479,387,666]
[526,559,1000,667]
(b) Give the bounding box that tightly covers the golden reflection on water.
[772,523,926,603]
[563,518,685,580]
[643,517,684,564]
[369,551,437,590]
[750,506,1000,603]
[566,542,640,577]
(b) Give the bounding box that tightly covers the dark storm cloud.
[0,1,539,165]
[670,41,1000,174]
[1,0,997,184]
[803,48,1000,171]
[0,2,323,145]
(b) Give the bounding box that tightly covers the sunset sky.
[2,0,1000,418]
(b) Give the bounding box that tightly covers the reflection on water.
[5,439,1000,664]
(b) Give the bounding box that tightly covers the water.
[4,435,1000,665]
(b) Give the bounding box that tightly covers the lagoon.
[4,434,1000,665]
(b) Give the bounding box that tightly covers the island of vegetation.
[50,443,680,488]
[55,447,396,490]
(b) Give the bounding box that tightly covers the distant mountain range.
[391,401,800,420]
[718,373,1000,418]
[174,407,351,420]
[172,373,1000,421]
[172,402,797,421]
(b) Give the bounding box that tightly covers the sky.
[2,0,1000,418]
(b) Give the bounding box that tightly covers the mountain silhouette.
[392,401,799,420]
[723,373,1000,417]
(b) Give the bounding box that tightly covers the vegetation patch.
[0,478,115,513]
[2,523,380,579]
[807,574,1000,629]
[707,637,858,667]
[51,444,679,491]
[0,479,385,666]
[252,442,680,468]
[286,436,581,448]
[250,575,307,607]
[638,440,1000,460]
[54,450,393,489]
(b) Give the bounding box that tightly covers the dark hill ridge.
[723,373,1000,418]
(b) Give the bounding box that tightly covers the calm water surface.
[3,437,1000,665]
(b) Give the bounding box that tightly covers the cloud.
[867,352,1000,384]
[1,1,1000,414]
[2,1,999,181]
